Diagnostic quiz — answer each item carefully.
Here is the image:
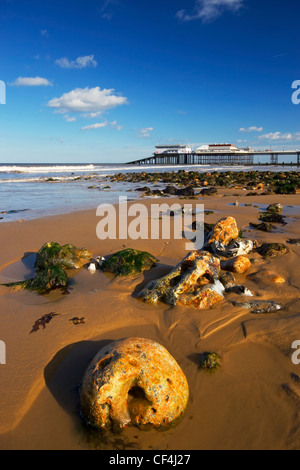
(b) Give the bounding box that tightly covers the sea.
[0,163,297,223]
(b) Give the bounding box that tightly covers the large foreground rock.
[80,338,189,430]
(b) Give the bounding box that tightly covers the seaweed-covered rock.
[199,187,218,196]
[138,251,224,310]
[208,217,239,246]
[35,242,92,270]
[199,352,220,372]
[101,248,158,276]
[221,255,251,274]
[267,203,283,213]
[3,241,91,295]
[80,337,189,430]
[26,266,69,293]
[259,213,286,225]
[257,243,289,259]
[250,222,275,232]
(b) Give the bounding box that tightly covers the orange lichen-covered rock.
[208,217,239,246]
[138,251,224,309]
[221,255,251,274]
[80,338,189,430]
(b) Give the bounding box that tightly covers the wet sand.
[0,190,300,450]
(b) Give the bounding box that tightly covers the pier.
[127,150,300,166]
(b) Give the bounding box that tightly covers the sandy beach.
[0,188,300,450]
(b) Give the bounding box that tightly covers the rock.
[138,251,224,309]
[80,337,189,430]
[221,255,251,274]
[257,243,289,259]
[162,185,178,195]
[175,280,225,310]
[35,242,92,271]
[232,300,282,314]
[270,275,285,284]
[211,238,254,258]
[226,285,254,296]
[101,248,158,276]
[219,271,236,288]
[176,186,195,197]
[208,217,239,246]
[250,222,275,232]
[267,203,283,213]
[199,187,218,196]
[287,238,300,246]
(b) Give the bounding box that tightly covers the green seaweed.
[101,248,158,277]
[3,265,69,294]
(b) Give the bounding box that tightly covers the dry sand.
[0,190,300,450]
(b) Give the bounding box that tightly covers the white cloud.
[258,132,294,141]
[41,29,48,37]
[81,122,108,131]
[47,86,128,115]
[176,0,244,23]
[55,55,97,69]
[110,120,123,131]
[139,127,154,138]
[63,114,77,122]
[239,126,263,133]
[82,121,123,131]
[10,76,53,87]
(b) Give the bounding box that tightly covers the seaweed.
[30,312,59,333]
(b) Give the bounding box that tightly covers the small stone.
[80,338,189,430]
[232,300,282,314]
[221,255,251,274]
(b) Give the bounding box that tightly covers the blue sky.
[0,0,300,163]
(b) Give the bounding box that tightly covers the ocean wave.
[0,164,96,174]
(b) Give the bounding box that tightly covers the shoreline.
[0,188,300,449]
